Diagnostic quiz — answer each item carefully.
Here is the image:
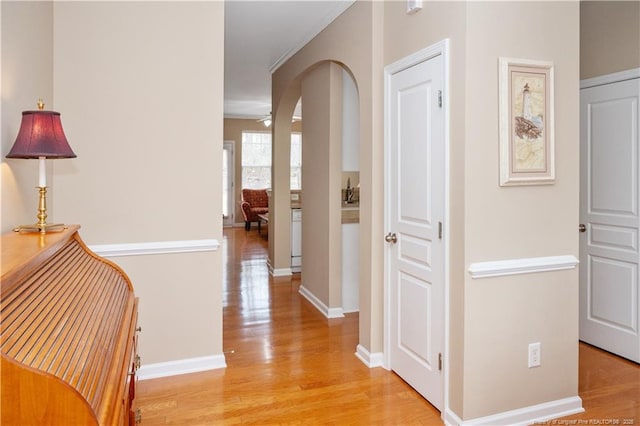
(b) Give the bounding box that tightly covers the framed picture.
[499,57,554,186]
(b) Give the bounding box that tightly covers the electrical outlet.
[528,342,541,368]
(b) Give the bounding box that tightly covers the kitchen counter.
[342,203,359,224]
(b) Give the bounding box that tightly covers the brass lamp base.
[13,223,67,234]
[13,186,67,235]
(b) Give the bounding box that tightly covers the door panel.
[399,272,433,366]
[387,53,444,409]
[589,256,637,331]
[589,98,637,215]
[580,77,640,363]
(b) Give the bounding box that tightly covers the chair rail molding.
[89,239,220,257]
[468,255,579,279]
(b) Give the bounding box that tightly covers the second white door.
[580,76,640,363]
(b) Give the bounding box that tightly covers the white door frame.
[383,39,450,415]
[580,68,640,90]
[223,140,235,227]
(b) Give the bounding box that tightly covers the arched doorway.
[269,61,360,317]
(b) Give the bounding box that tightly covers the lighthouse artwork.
[515,83,543,140]
[512,72,546,172]
[499,58,554,186]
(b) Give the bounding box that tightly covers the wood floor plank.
[136,227,639,425]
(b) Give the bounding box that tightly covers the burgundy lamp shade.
[6,110,76,159]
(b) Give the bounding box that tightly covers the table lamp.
[6,99,76,234]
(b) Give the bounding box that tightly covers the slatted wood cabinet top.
[1,226,139,425]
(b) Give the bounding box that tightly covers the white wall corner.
[445,396,583,426]
[137,354,227,381]
[355,344,385,368]
[298,285,344,319]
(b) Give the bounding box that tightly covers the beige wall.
[463,4,580,417]
[107,251,218,365]
[300,62,343,308]
[223,118,301,227]
[51,2,224,365]
[1,1,54,233]
[581,1,640,80]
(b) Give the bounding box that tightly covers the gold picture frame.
[499,57,554,186]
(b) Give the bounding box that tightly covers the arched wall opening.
[269,60,360,317]
[269,0,384,360]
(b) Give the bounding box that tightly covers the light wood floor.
[557,343,639,423]
[136,227,639,425]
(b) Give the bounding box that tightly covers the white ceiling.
[224,0,355,119]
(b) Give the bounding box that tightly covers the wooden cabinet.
[1,226,140,425]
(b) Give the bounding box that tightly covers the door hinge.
[438,90,443,108]
[438,221,443,240]
[438,352,443,371]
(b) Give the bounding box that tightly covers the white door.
[386,52,445,409]
[223,141,235,227]
[580,76,640,363]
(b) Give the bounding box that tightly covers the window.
[241,131,302,190]
[242,132,272,189]
[290,133,302,190]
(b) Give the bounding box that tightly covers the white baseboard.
[298,285,344,319]
[444,396,583,426]
[137,354,227,381]
[443,409,463,426]
[267,260,292,277]
[269,268,293,277]
[355,344,384,368]
[271,267,292,277]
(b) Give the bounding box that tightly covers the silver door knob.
[579,224,586,233]
[385,232,397,243]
